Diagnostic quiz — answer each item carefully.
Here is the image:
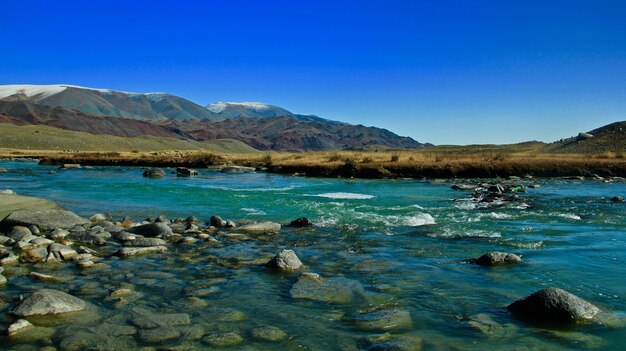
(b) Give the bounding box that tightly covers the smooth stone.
[59,164,81,169]
[0,274,6,285]
[265,249,304,271]
[0,209,89,231]
[252,325,287,341]
[451,183,478,190]
[126,223,173,237]
[11,289,86,317]
[132,313,191,329]
[29,271,65,283]
[49,228,70,241]
[202,332,244,347]
[473,252,522,266]
[7,226,32,241]
[209,215,226,227]
[232,221,281,234]
[220,166,246,174]
[351,309,413,331]
[508,287,600,323]
[19,246,48,263]
[7,318,34,336]
[116,246,168,257]
[89,213,109,222]
[176,167,198,176]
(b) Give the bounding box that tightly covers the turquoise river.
[0,160,625,350]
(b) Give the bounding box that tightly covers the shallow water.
[0,160,625,350]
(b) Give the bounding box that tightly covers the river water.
[0,160,625,350]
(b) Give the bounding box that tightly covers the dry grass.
[3,147,626,178]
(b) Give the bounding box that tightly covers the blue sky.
[1,0,625,145]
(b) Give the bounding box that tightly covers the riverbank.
[0,193,62,219]
[3,148,626,179]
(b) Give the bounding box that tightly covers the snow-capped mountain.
[0,84,427,150]
[0,84,219,121]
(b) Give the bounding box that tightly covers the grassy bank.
[3,147,626,179]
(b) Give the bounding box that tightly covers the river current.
[0,160,625,350]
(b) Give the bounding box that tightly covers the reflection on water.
[0,160,625,350]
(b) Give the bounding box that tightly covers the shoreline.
[2,150,626,179]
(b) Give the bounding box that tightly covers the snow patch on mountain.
[0,84,70,100]
[207,102,273,113]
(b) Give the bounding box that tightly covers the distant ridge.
[0,84,428,151]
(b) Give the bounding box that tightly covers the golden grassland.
[2,146,625,178]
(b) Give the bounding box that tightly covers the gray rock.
[265,249,304,271]
[126,223,173,237]
[125,237,167,247]
[11,289,86,317]
[220,166,246,174]
[508,287,600,323]
[0,274,6,285]
[7,226,32,241]
[48,228,70,241]
[116,246,168,257]
[19,246,48,263]
[7,319,33,336]
[66,229,111,245]
[29,272,65,283]
[143,168,165,178]
[0,209,89,231]
[48,243,78,260]
[89,213,109,222]
[0,235,13,245]
[59,163,81,169]
[473,252,522,266]
[232,221,281,234]
[451,183,478,191]
[140,327,181,343]
[176,167,198,176]
[210,215,226,227]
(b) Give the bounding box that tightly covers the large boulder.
[209,215,226,227]
[126,223,173,237]
[265,249,303,271]
[472,252,522,266]
[11,289,86,317]
[508,288,600,323]
[1,209,89,232]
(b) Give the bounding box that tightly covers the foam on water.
[309,192,375,199]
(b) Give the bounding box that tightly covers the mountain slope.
[0,84,221,121]
[206,101,344,124]
[546,121,626,153]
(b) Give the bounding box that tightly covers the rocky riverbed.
[0,161,625,350]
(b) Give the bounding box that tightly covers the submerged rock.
[363,333,423,351]
[610,196,624,202]
[472,252,522,266]
[11,289,86,317]
[0,209,89,231]
[116,246,168,257]
[351,309,413,331]
[451,183,478,191]
[132,313,191,329]
[508,288,600,324]
[265,249,304,271]
[142,168,165,178]
[252,325,287,341]
[203,332,244,347]
[290,272,364,304]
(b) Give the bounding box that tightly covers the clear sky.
[1,1,625,145]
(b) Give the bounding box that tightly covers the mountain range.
[0,84,427,151]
